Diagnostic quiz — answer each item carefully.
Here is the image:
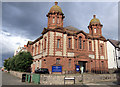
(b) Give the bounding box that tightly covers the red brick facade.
[25,2,108,74]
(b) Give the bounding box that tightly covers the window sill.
[67,48,74,50]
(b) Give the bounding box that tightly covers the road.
[78,80,119,87]
[84,81,119,86]
[2,71,34,85]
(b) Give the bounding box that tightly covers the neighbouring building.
[25,2,108,74]
[107,39,120,73]
[14,46,27,56]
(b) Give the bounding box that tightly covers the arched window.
[38,42,40,54]
[79,36,82,49]
[44,59,46,64]
[57,39,60,48]
[83,40,85,49]
[100,45,104,55]
[75,39,77,48]
[89,41,92,51]
[44,39,46,50]
[35,44,37,55]
[94,28,96,33]
[69,59,71,68]
[53,17,55,23]
[101,61,104,69]
[57,17,59,24]
[91,60,93,71]
[56,58,60,64]
[68,38,71,48]
[32,46,34,56]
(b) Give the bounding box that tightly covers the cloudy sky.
[1,1,118,66]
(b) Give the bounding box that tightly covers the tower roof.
[90,15,101,25]
[49,2,63,13]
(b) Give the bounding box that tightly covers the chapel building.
[26,2,108,74]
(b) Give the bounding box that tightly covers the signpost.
[52,66,62,72]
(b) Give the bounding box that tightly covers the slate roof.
[64,26,80,31]
[108,39,120,48]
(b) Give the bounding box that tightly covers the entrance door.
[78,61,86,73]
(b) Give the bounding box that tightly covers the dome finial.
[55,2,58,5]
[93,15,96,18]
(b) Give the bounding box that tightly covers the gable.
[75,30,88,39]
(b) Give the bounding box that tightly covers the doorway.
[78,61,86,73]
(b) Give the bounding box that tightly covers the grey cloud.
[16,42,21,45]
[1,30,11,36]
[61,2,118,39]
[2,2,52,39]
[2,52,14,66]
[2,2,118,39]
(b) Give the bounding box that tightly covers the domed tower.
[88,15,103,36]
[46,2,65,29]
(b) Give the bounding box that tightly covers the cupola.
[90,15,101,25]
[49,2,63,14]
[46,2,65,29]
[88,15,103,36]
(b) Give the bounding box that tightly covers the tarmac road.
[2,71,34,85]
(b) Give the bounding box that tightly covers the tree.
[4,51,33,72]
[14,51,33,72]
[4,58,11,71]
[9,57,16,71]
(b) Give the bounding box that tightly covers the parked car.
[35,68,49,74]
[4,69,8,72]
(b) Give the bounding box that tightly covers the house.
[14,45,27,56]
[107,39,120,73]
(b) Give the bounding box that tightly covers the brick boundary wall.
[9,71,117,85]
